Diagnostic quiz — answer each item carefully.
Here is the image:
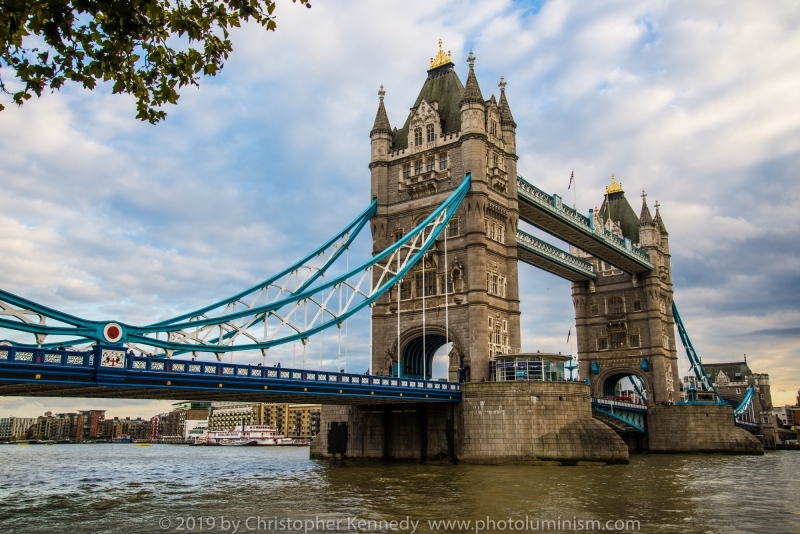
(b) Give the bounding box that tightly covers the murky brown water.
[0,445,797,533]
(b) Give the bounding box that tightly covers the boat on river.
[198,424,304,446]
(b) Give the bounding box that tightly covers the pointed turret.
[654,201,669,235]
[498,76,516,128]
[370,85,391,137]
[461,51,485,106]
[639,190,654,226]
[637,190,658,248]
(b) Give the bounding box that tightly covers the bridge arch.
[389,326,464,380]
[597,368,652,403]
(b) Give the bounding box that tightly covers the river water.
[0,445,797,533]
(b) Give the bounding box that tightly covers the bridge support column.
[646,404,763,454]
[458,381,628,464]
[310,403,457,462]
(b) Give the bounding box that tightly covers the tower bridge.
[0,42,765,461]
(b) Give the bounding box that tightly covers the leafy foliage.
[0,0,310,122]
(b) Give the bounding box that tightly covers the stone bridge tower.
[573,178,680,403]
[369,43,521,382]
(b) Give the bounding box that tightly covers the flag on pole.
[567,170,574,189]
[566,327,571,343]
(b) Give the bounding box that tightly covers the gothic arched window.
[608,296,624,315]
[414,128,422,146]
[426,124,435,143]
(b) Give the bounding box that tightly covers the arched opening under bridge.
[602,372,648,403]
[401,334,448,380]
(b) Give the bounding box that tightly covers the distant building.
[208,402,321,438]
[159,402,210,441]
[79,410,106,439]
[0,416,37,440]
[29,412,85,441]
[103,417,149,440]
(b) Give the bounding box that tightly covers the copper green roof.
[392,63,465,149]
[599,191,640,244]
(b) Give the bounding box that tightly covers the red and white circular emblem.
[103,323,123,343]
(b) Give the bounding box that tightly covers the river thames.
[0,445,797,533]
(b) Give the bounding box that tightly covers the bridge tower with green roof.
[368,42,521,382]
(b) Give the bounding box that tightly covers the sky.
[1,0,799,418]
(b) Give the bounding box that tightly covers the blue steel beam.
[592,397,647,433]
[0,175,471,356]
[516,175,654,274]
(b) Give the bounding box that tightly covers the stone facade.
[369,52,521,382]
[458,381,628,464]
[647,404,763,454]
[573,183,680,404]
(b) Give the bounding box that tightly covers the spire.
[498,76,516,127]
[654,201,669,235]
[639,190,654,225]
[370,85,391,136]
[461,51,484,106]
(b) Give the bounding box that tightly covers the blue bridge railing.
[0,345,460,401]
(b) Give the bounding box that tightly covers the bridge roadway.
[0,345,460,405]
[516,175,654,275]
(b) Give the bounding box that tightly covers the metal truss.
[592,397,647,433]
[0,174,471,359]
[673,301,725,403]
[631,375,648,403]
[733,385,758,430]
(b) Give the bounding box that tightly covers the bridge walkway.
[517,176,654,274]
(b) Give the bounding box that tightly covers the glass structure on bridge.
[489,353,568,382]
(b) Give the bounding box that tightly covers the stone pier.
[310,381,629,464]
[646,404,763,454]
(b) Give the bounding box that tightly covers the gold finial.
[606,173,623,194]
[430,39,452,69]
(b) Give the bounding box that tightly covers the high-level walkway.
[517,175,654,274]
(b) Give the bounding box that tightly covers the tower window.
[610,332,626,349]
[629,334,640,348]
[415,271,437,297]
[414,160,423,174]
[426,124,435,143]
[633,299,641,311]
[490,119,497,136]
[493,153,499,168]
[403,165,411,179]
[414,128,422,146]
[590,304,599,316]
[598,338,608,350]
[439,153,448,170]
[427,158,435,172]
[607,296,624,315]
[447,218,459,237]
[400,280,411,300]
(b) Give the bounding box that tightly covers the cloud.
[1,0,799,413]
